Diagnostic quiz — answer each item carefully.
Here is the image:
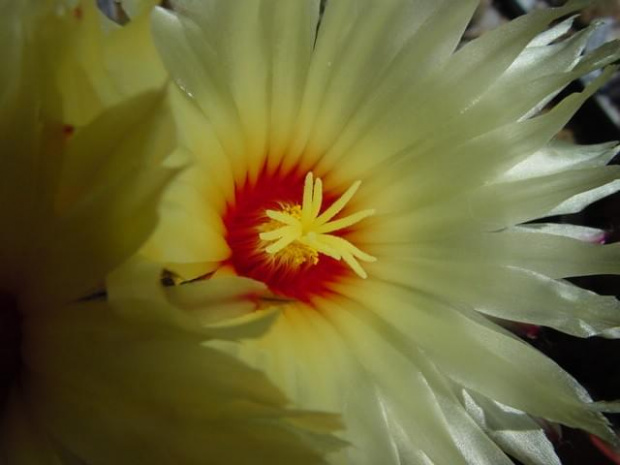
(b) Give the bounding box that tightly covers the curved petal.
[471,166,620,228]
[151,6,252,182]
[148,1,620,463]
[339,281,616,443]
[371,252,620,337]
[461,390,561,465]
[315,0,477,177]
[23,300,343,465]
[486,226,620,279]
[26,91,179,307]
[502,140,619,181]
[39,0,166,126]
[321,0,586,180]
[108,256,278,340]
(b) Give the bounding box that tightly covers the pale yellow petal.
[39,0,166,126]
[108,255,287,342]
[23,301,342,465]
[339,281,616,443]
[264,0,319,171]
[26,91,179,307]
[315,0,477,175]
[371,247,620,338]
[462,390,562,465]
[151,7,248,180]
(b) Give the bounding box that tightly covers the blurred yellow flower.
[148,0,620,463]
[38,0,166,126]
[0,2,341,464]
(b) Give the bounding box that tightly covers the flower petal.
[40,0,166,126]
[23,300,343,465]
[471,165,620,228]
[461,390,562,465]
[26,91,179,307]
[340,281,616,442]
[151,6,247,178]
[487,225,620,279]
[108,256,280,340]
[372,249,620,337]
[320,1,585,181]
[264,0,320,170]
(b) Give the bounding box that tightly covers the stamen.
[259,172,376,278]
[316,180,361,225]
[317,209,376,234]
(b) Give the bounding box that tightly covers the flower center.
[259,204,321,267]
[259,173,376,278]
[0,292,21,409]
[223,169,376,302]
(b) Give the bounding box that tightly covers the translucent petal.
[231,302,516,464]
[549,179,620,216]
[27,92,179,307]
[283,0,364,170]
[108,256,277,340]
[372,223,620,279]
[41,0,166,126]
[325,301,513,465]
[166,84,236,204]
[303,0,434,156]
[23,300,342,465]
[454,27,592,132]
[315,0,478,177]
[142,163,230,278]
[416,0,586,130]
[502,140,619,181]
[529,15,575,47]
[151,7,247,179]
[168,0,274,183]
[103,3,167,102]
[471,165,620,229]
[327,1,584,179]
[459,21,620,135]
[359,65,617,217]
[490,226,620,278]
[338,281,616,442]
[224,303,468,464]
[372,251,620,337]
[461,390,562,465]
[264,0,319,171]
[56,91,174,209]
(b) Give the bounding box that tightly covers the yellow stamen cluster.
[259,173,376,278]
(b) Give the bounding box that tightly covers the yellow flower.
[38,0,167,127]
[143,0,620,465]
[0,2,341,464]
[149,0,620,463]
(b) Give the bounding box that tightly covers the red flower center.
[223,167,353,303]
